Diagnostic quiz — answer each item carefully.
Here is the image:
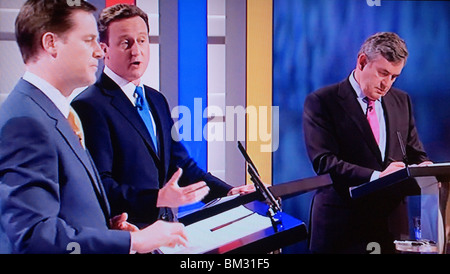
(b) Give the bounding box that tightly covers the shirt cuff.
[370,170,381,182]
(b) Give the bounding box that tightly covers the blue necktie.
[134,86,158,153]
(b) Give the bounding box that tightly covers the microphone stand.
[238,142,283,232]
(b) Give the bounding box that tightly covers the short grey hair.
[358,32,408,64]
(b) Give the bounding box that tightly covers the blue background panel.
[178,0,208,170]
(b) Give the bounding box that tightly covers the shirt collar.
[104,66,143,106]
[22,71,71,118]
[349,71,382,103]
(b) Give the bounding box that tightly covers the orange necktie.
[68,108,85,149]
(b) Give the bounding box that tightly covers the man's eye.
[138,37,148,44]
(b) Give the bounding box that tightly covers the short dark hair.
[358,32,409,64]
[98,4,149,45]
[15,0,97,64]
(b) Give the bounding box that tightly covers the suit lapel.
[20,81,111,218]
[381,91,397,165]
[336,79,382,163]
[145,87,171,178]
[85,149,111,218]
[56,119,111,218]
[144,88,164,154]
[100,74,161,162]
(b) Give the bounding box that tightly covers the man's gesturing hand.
[157,168,210,208]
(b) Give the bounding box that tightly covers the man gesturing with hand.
[72,4,252,227]
[157,169,210,209]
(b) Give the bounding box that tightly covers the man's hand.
[418,161,433,167]
[380,161,406,178]
[130,220,188,254]
[110,212,139,232]
[157,168,210,208]
[227,184,256,196]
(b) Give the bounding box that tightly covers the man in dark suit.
[303,32,432,253]
[0,0,187,254]
[72,4,253,227]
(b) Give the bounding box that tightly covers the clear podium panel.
[349,163,450,253]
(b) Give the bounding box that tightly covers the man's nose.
[93,40,104,59]
[130,40,141,56]
[381,76,394,89]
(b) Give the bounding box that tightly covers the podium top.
[161,201,307,254]
[407,163,450,178]
[270,174,332,200]
[179,174,332,225]
[350,163,450,199]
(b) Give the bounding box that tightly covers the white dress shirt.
[22,71,72,118]
[349,71,387,181]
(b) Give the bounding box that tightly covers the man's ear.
[357,54,368,71]
[100,42,109,59]
[41,32,58,58]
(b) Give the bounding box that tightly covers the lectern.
[350,163,450,253]
[158,143,333,254]
[158,174,332,254]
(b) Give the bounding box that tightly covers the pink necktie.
[366,99,380,144]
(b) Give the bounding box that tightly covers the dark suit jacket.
[0,79,130,254]
[303,76,429,253]
[72,73,232,226]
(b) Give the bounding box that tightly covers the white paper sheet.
[159,205,273,254]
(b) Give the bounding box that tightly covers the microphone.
[396,131,409,167]
[237,141,281,212]
[237,141,260,176]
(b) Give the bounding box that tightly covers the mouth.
[130,61,141,67]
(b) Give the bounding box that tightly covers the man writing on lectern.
[303,32,432,253]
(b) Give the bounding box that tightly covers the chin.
[133,70,145,77]
[128,68,146,78]
[80,75,97,87]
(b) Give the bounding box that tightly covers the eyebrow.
[83,34,99,40]
[379,68,399,77]
[117,32,148,39]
